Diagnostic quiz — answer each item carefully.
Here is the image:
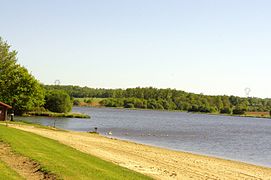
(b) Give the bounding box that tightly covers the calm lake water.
[16,107,271,168]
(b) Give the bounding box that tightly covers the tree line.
[44,85,271,115]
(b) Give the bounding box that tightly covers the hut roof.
[0,102,12,109]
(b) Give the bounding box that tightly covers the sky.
[1,0,271,98]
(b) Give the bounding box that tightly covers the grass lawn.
[75,97,105,103]
[74,97,106,107]
[75,97,106,103]
[0,125,151,180]
[25,111,90,118]
[0,160,23,180]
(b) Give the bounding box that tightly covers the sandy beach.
[6,123,271,180]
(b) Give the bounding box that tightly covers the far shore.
[75,105,271,119]
[4,122,271,180]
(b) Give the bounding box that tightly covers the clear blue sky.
[1,0,271,98]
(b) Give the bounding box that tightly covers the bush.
[86,99,92,103]
[84,99,92,103]
[220,107,232,114]
[232,108,245,115]
[156,103,164,110]
[73,99,80,106]
[124,103,134,108]
[31,106,47,112]
[147,99,157,109]
[44,90,72,113]
[188,105,199,112]
[209,106,217,113]
[198,105,211,113]
[133,99,147,109]
[232,104,247,115]
[114,99,124,107]
[101,98,124,107]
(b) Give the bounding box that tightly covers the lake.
[16,107,271,168]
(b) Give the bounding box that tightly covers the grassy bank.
[0,160,23,180]
[0,124,151,179]
[243,112,271,118]
[74,97,104,107]
[24,111,90,118]
[5,122,271,179]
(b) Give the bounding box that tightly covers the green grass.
[0,160,23,180]
[5,121,67,131]
[25,111,90,118]
[0,125,151,180]
[75,98,106,103]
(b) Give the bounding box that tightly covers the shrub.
[220,107,232,114]
[147,99,157,109]
[232,108,245,115]
[44,90,72,113]
[73,99,80,106]
[124,103,134,108]
[86,99,93,103]
[84,99,92,103]
[188,105,199,112]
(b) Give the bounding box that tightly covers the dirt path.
[7,123,271,180]
[0,142,56,180]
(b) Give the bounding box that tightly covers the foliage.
[0,38,45,114]
[0,125,151,179]
[220,107,232,114]
[84,98,93,103]
[25,111,90,118]
[73,99,80,106]
[45,85,271,114]
[44,90,72,113]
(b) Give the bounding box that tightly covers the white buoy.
[108,131,112,135]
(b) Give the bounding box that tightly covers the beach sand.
[6,123,271,180]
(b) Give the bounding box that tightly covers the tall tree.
[0,37,45,114]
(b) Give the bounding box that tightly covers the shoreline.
[75,105,271,119]
[24,111,90,118]
[4,122,271,179]
[106,134,271,169]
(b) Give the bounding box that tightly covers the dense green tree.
[44,85,271,114]
[0,38,45,114]
[44,90,72,113]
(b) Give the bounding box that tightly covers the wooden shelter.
[0,102,12,121]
